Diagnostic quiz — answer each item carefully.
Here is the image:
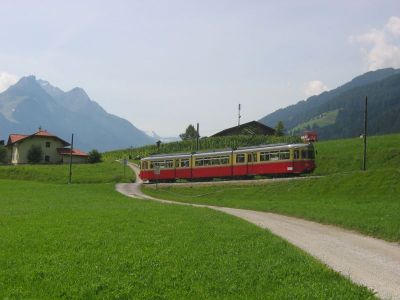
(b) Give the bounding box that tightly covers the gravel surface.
[115,164,400,300]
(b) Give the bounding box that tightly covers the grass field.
[0,180,374,298]
[143,134,400,242]
[313,133,400,175]
[0,161,134,184]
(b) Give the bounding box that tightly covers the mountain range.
[259,68,400,139]
[0,76,154,151]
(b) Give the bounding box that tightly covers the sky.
[1,0,400,137]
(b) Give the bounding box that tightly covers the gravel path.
[116,164,400,300]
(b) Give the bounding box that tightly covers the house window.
[45,155,50,162]
[46,142,51,148]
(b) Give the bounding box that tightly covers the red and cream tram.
[139,143,316,182]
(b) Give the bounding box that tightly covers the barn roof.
[211,121,275,137]
[57,148,88,157]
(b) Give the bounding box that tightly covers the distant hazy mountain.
[259,68,400,140]
[145,130,180,143]
[0,76,154,151]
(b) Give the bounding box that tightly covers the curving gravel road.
[116,164,400,300]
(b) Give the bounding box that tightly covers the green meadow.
[0,164,375,298]
[0,161,134,184]
[144,134,400,242]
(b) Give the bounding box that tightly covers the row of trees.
[0,145,6,164]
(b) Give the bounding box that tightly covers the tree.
[275,121,285,137]
[179,124,199,140]
[88,149,102,163]
[0,145,7,164]
[27,145,43,163]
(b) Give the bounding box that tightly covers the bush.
[0,145,7,164]
[27,145,43,163]
[88,149,102,163]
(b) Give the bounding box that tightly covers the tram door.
[247,152,257,175]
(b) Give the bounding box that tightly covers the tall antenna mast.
[238,103,241,126]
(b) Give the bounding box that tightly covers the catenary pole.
[196,123,200,151]
[238,104,241,126]
[69,133,74,184]
[363,97,367,171]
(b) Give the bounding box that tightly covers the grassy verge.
[314,134,400,175]
[0,180,374,298]
[0,161,134,184]
[143,168,400,242]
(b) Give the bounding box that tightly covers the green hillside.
[260,68,400,140]
[313,133,400,174]
[144,134,400,241]
[292,109,340,132]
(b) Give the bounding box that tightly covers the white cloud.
[386,16,400,36]
[304,80,328,98]
[0,72,19,93]
[350,16,400,70]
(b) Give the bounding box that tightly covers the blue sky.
[1,0,400,136]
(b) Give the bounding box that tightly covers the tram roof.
[142,143,311,161]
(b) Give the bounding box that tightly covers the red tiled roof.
[7,130,69,146]
[57,148,88,157]
[9,134,29,144]
[34,130,56,137]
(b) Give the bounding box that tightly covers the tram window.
[236,154,245,163]
[150,162,154,169]
[279,151,290,160]
[154,161,166,168]
[260,152,270,161]
[142,161,148,169]
[175,160,180,168]
[203,158,212,166]
[270,151,279,161]
[211,158,219,165]
[248,153,257,163]
[165,160,173,168]
[301,150,308,159]
[294,150,299,160]
[180,159,189,168]
[195,158,203,166]
[221,157,229,165]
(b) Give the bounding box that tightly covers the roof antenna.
[38,125,42,132]
[238,104,241,126]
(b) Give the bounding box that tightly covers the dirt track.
[116,164,400,300]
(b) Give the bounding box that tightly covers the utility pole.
[363,96,368,171]
[68,133,74,184]
[196,123,200,151]
[238,104,241,126]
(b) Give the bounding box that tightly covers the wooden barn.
[211,121,275,137]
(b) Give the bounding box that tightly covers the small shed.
[301,131,318,143]
[57,148,89,164]
[211,121,275,137]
